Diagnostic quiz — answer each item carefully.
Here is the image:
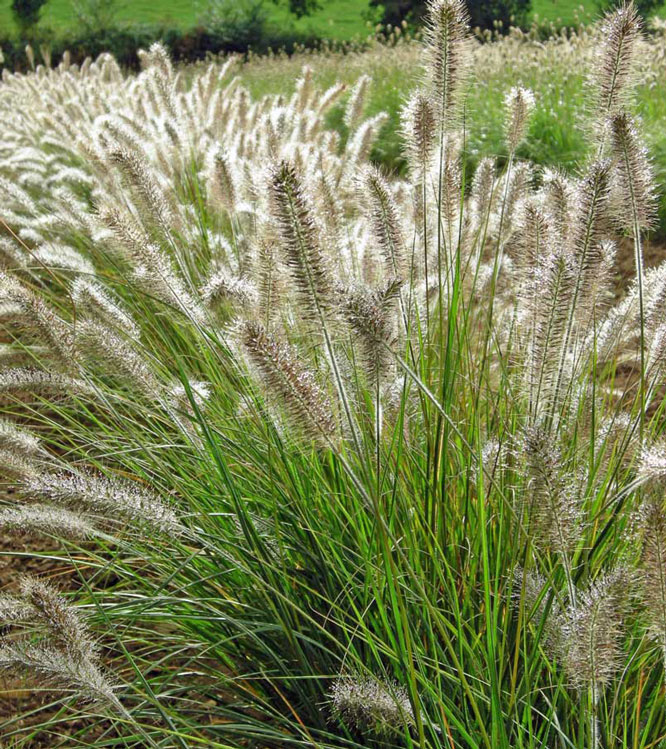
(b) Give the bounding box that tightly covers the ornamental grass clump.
[1,3,666,746]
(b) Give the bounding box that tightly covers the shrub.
[0,21,321,72]
[10,0,49,37]
[595,0,664,20]
[371,0,532,29]
[1,2,666,747]
[72,0,122,33]
[198,0,270,50]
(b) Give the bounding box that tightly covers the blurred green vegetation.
[1,0,665,39]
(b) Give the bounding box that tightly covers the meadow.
[235,21,666,233]
[2,1,666,747]
[0,0,656,38]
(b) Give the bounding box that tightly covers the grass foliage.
[1,2,666,747]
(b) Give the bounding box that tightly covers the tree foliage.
[371,0,531,29]
[11,0,48,35]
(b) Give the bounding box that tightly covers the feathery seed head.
[75,319,162,400]
[637,496,666,647]
[241,320,337,444]
[23,470,182,535]
[363,165,406,279]
[269,161,332,321]
[330,673,414,735]
[504,87,535,153]
[344,74,371,131]
[637,441,666,485]
[211,147,237,213]
[471,157,496,223]
[424,0,471,129]
[20,577,96,664]
[594,2,641,117]
[559,568,630,692]
[608,110,656,231]
[401,90,437,177]
[0,595,36,626]
[0,505,100,540]
[343,279,401,385]
[570,159,612,260]
[0,419,44,458]
[201,270,258,311]
[0,368,96,399]
[0,642,118,708]
[71,278,140,339]
[168,380,211,414]
[522,426,583,554]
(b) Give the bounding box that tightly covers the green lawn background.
[0,0,651,41]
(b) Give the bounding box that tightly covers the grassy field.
[234,27,666,236]
[3,2,666,746]
[1,0,663,38]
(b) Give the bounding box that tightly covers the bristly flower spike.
[329,673,415,735]
[241,321,337,445]
[363,166,406,279]
[608,111,656,232]
[594,2,641,119]
[269,161,332,322]
[423,0,471,130]
[401,90,437,177]
[504,87,535,154]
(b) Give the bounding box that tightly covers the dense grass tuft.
[1,5,666,747]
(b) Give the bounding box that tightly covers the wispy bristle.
[269,161,332,321]
[0,448,40,481]
[541,168,574,246]
[515,200,550,276]
[364,166,406,279]
[330,673,414,735]
[255,238,282,327]
[71,279,140,339]
[424,0,471,128]
[594,2,641,117]
[241,321,337,444]
[75,320,162,400]
[211,148,237,213]
[0,505,100,539]
[608,111,656,231]
[108,144,177,236]
[23,470,182,535]
[522,426,583,554]
[401,90,437,176]
[520,248,576,416]
[638,496,666,649]
[637,441,666,484]
[0,577,119,708]
[511,565,561,650]
[471,157,496,225]
[577,239,616,319]
[343,279,401,385]
[0,642,118,707]
[558,568,630,692]
[0,595,35,625]
[21,577,97,664]
[344,74,371,130]
[504,87,535,153]
[0,368,96,399]
[0,419,44,458]
[0,272,74,364]
[570,160,612,262]
[200,270,258,310]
